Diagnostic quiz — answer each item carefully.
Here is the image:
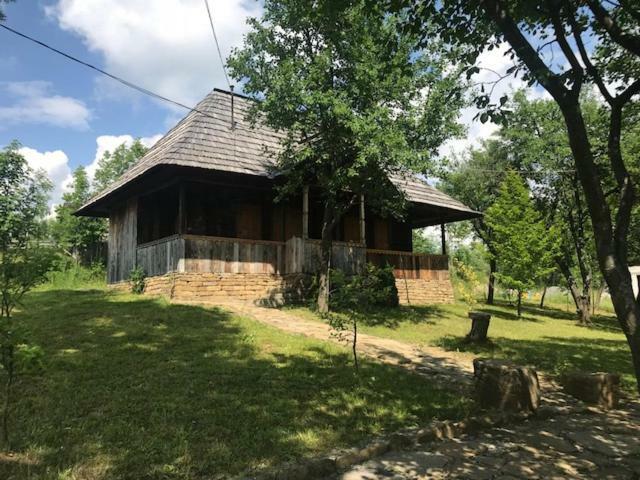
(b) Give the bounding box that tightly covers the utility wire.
[0,23,220,121]
[203,0,232,89]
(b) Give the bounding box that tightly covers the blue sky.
[0,0,541,209]
[0,0,260,206]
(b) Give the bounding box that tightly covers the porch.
[133,234,453,304]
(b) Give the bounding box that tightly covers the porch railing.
[366,248,449,280]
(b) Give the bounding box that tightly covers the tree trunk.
[539,285,547,309]
[2,346,13,448]
[477,0,640,393]
[516,290,522,317]
[557,258,592,325]
[317,204,335,313]
[487,257,496,305]
[352,320,359,372]
[558,101,640,391]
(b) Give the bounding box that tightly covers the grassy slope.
[3,283,468,479]
[288,298,635,391]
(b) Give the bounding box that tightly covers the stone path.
[178,300,640,479]
[336,402,640,479]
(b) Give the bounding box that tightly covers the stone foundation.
[395,278,454,305]
[113,272,454,305]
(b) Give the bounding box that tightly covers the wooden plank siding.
[366,248,449,280]
[107,198,138,283]
[136,235,184,277]
[285,237,366,275]
[181,235,284,274]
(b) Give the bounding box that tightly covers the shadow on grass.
[3,288,469,479]
[436,333,634,389]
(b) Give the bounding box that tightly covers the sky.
[0,0,541,210]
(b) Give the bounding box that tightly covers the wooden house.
[76,89,480,304]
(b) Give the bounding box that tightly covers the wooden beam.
[359,194,366,245]
[302,185,309,239]
[441,222,447,256]
[177,182,185,235]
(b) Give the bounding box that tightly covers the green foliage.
[51,166,107,257]
[331,264,399,310]
[92,140,148,193]
[228,0,466,309]
[325,264,399,369]
[485,172,558,315]
[412,229,439,255]
[0,142,55,445]
[45,258,105,290]
[129,266,146,294]
[452,258,480,309]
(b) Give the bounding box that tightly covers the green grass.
[287,298,636,392]
[2,282,469,479]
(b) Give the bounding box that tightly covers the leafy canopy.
[92,139,148,193]
[485,171,558,295]
[228,0,466,217]
[52,166,106,253]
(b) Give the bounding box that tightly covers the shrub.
[129,267,146,294]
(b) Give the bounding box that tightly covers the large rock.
[473,358,540,412]
[560,372,620,409]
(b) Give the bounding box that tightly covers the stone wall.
[128,272,311,305]
[395,277,454,305]
[113,272,453,305]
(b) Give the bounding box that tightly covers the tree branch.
[586,0,640,57]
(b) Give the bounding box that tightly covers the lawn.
[287,297,636,392]
[2,282,469,479]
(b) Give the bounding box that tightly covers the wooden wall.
[285,237,366,275]
[136,235,184,277]
[366,249,449,280]
[182,235,284,274]
[107,198,138,283]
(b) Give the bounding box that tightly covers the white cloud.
[440,44,551,158]
[47,0,262,108]
[0,81,91,130]
[85,133,162,180]
[18,146,72,210]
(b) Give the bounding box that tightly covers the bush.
[330,263,399,310]
[129,267,146,294]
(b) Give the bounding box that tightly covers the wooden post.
[302,185,309,240]
[440,222,446,256]
[177,183,185,235]
[359,194,365,245]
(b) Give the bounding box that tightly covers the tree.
[497,92,612,325]
[52,166,107,261]
[485,172,558,317]
[92,139,148,192]
[441,139,511,304]
[0,143,55,446]
[228,0,465,312]
[412,229,439,254]
[400,0,640,392]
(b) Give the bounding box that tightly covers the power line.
[203,0,232,89]
[0,23,220,121]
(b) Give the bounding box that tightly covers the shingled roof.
[77,88,479,220]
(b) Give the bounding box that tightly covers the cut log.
[560,372,620,409]
[473,358,540,412]
[466,311,491,342]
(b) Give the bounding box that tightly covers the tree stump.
[560,372,620,409]
[473,358,540,412]
[466,311,491,342]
